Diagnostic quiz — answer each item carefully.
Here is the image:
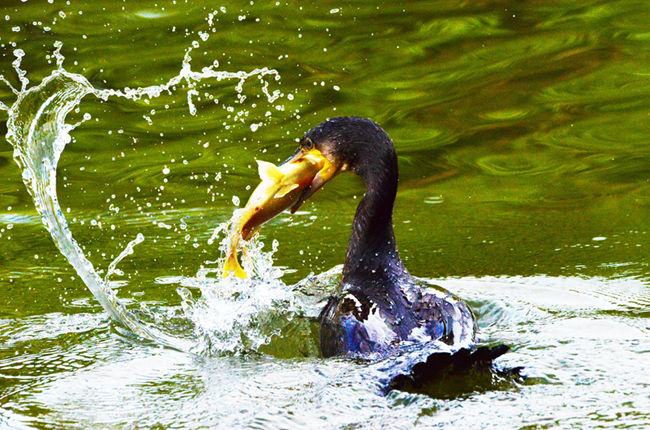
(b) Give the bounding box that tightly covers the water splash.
[105,233,145,283]
[177,230,295,355]
[93,47,280,107]
[3,44,287,353]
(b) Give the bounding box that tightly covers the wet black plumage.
[294,117,511,392]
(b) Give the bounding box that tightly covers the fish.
[223,149,335,278]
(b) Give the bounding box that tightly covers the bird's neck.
[342,159,406,283]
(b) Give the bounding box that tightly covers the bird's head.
[284,116,395,212]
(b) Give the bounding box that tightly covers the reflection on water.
[3,0,650,428]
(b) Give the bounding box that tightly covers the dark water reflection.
[2,0,650,428]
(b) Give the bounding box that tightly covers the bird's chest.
[336,288,419,347]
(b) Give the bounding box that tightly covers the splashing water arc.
[5,68,192,350]
[4,47,287,353]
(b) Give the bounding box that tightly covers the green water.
[2,0,650,428]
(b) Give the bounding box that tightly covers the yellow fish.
[223,146,337,278]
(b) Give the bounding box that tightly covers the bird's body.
[297,117,477,357]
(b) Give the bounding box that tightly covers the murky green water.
[2,0,650,428]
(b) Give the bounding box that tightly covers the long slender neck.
[342,153,406,283]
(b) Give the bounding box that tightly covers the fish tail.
[223,252,247,278]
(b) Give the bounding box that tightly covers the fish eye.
[302,137,314,150]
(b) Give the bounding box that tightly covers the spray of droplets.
[2,39,293,354]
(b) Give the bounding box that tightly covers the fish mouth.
[284,147,339,213]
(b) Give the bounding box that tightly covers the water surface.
[2,0,650,428]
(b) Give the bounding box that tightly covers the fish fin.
[257,160,284,183]
[275,183,299,198]
[223,253,247,279]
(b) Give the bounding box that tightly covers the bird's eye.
[302,137,314,150]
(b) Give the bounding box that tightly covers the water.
[2,0,650,428]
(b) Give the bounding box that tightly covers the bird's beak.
[283,147,338,213]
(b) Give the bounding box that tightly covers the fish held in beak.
[223,147,336,278]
